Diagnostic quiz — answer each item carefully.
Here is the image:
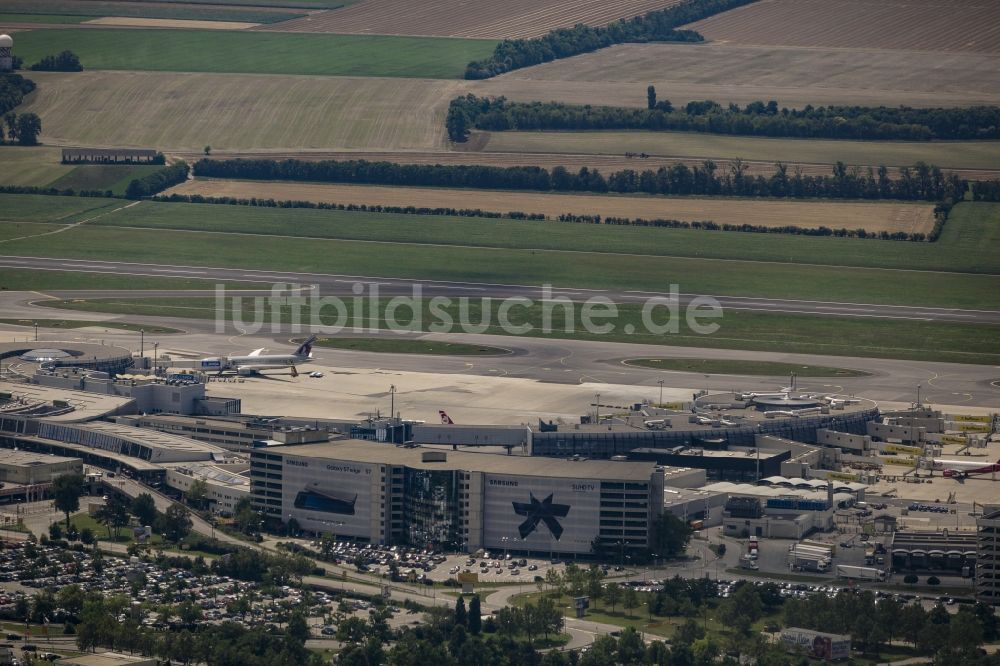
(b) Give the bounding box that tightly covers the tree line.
[463,0,757,79]
[1,110,42,146]
[973,180,1000,201]
[124,162,189,198]
[447,92,1000,141]
[193,157,968,202]
[30,50,83,72]
[0,73,41,145]
[0,73,34,117]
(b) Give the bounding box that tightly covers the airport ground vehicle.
[835,565,886,581]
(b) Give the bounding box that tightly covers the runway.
[2,255,999,324]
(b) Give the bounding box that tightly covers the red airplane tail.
[439,410,454,425]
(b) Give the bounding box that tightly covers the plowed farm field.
[170,179,937,234]
[490,43,1000,108]
[688,0,1000,53]
[257,0,683,38]
[19,71,462,151]
[479,132,1000,172]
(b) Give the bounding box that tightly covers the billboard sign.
[483,474,602,554]
[781,628,851,660]
[282,455,374,537]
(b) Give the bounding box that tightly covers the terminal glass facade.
[402,469,460,550]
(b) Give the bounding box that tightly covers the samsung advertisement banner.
[483,474,600,554]
[282,456,374,537]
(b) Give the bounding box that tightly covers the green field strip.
[81,197,1000,275]
[12,29,498,78]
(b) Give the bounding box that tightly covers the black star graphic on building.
[511,493,570,540]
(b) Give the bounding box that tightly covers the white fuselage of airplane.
[931,458,996,471]
[196,336,316,375]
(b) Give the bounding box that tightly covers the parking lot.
[301,538,573,585]
[0,538,420,646]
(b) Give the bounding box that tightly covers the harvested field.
[493,43,1000,108]
[168,149,1000,183]
[83,16,258,29]
[479,132,1000,172]
[20,71,462,151]
[688,0,1000,53]
[257,0,682,38]
[170,179,937,234]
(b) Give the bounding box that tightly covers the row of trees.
[973,180,1000,201]
[194,156,968,203]
[30,50,83,72]
[449,92,1000,141]
[463,0,757,79]
[124,162,188,198]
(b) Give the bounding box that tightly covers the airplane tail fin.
[439,410,454,425]
[295,335,317,358]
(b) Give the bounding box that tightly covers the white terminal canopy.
[0,35,13,48]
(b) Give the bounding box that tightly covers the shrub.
[904,574,919,584]
[927,576,941,586]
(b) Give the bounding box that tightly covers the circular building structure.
[0,341,133,374]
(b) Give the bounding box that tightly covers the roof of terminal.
[1,382,134,422]
[66,422,229,456]
[0,450,80,467]
[265,439,673,481]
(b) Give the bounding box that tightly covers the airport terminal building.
[250,440,702,556]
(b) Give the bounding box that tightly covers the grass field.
[0,267,263,291]
[0,318,180,333]
[21,71,461,151]
[0,0,305,24]
[623,358,871,377]
[39,297,1000,365]
[479,132,1000,172]
[0,147,75,187]
[7,221,998,309]
[48,164,169,196]
[11,29,497,78]
[0,13,88,23]
[0,221,64,241]
[171,179,938,234]
[310,337,511,355]
[494,43,1000,108]
[0,193,123,222]
[6,193,1000,273]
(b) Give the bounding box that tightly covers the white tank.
[0,35,13,48]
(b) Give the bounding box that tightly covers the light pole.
[389,384,396,422]
[153,343,159,372]
[595,393,601,423]
[33,322,37,342]
[140,329,144,359]
[657,379,664,406]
